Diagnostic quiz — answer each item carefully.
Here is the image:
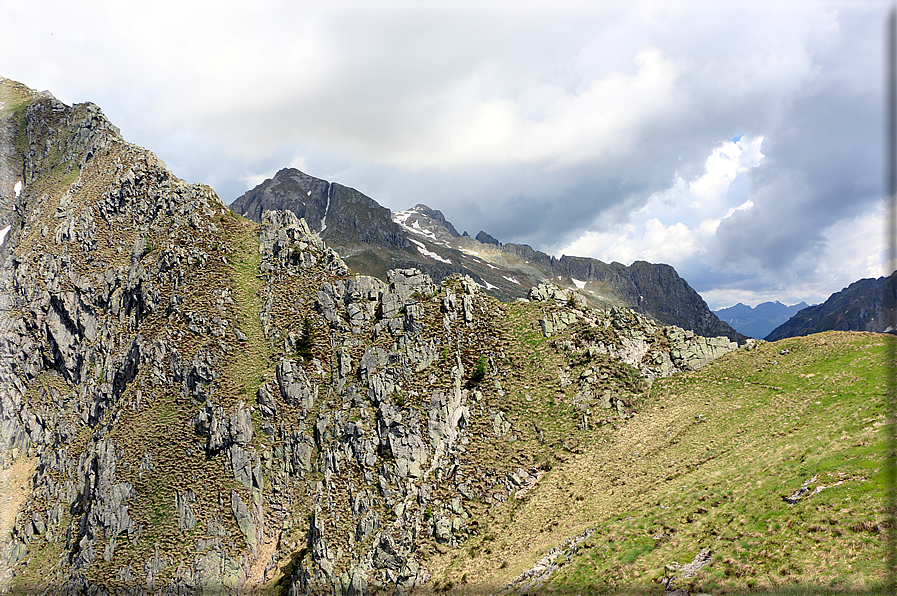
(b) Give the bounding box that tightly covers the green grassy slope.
[424,331,892,595]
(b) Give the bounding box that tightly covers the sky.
[1,0,890,310]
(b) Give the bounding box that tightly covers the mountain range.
[231,168,744,343]
[0,77,890,595]
[713,300,809,340]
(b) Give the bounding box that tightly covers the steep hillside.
[0,77,274,591]
[767,273,896,341]
[715,301,809,339]
[231,171,744,343]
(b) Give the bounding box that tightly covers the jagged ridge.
[232,170,744,343]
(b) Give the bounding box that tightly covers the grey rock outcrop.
[531,284,737,376]
[665,327,738,370]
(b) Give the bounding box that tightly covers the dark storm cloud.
[0,0,889,307]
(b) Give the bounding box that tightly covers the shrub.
[470,356,487,385]
[297,317,314,360]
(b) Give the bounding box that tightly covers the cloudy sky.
[1,0,889,309]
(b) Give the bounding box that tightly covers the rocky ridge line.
[0,79,746,596]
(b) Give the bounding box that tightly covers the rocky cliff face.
[766,272,897,341]
[231,168,408,250]
[0,78,743,595]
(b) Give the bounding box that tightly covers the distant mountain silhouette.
[714,301,809,339]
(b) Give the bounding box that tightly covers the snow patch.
[307,190,312,196]
[393,210,412,226]
[503,275,521,284]
[392,210,439,240]
[0,225,10,246]
[410,220,438,240]
[487,264,498,270]
[409,238,451,264]
[572,278,586,289]
[13,181,22,198]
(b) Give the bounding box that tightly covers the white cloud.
[689,138,763,207]
[403,46,682,168]
[815,207,887,284]
[687,203,887,310]
[556,136,764,268]
[556,130,889,310]
[1,1,885,312]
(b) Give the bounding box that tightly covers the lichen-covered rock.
[540,310,578,336]
[231,490,257,551]
[175,489,198,530]
[259,209,323,259]
[276,359,316,409]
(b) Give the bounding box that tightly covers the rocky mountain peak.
[475,230,501,246]
[391,204,461,242]
[230,168,330,230]
[231,168,406,251]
